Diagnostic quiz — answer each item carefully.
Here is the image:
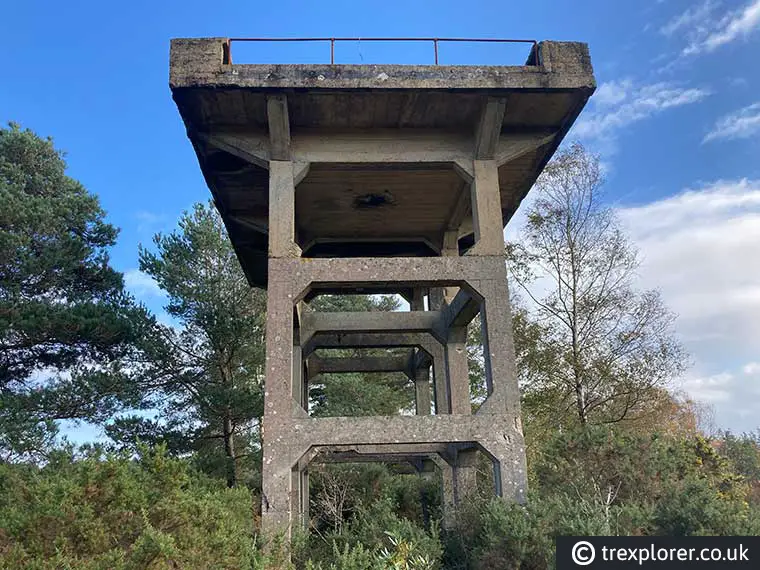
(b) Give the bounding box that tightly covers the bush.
[0,446,261,569]
[440,427,760,569]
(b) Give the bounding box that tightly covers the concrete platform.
[170,38,595,287]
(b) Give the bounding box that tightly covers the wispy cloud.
[124,269,164,299]
[663,0,760,56]
[660,0,716,37]
[682,372,734,404]
[573,79,709,150]
[618,179,760,432]
[704,102,760,142]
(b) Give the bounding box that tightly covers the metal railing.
[224,37,539,66]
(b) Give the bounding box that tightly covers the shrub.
[0,446,261,569]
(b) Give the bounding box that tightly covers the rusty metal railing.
[224,37,539,66]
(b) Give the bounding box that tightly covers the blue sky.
[2,0,759,434]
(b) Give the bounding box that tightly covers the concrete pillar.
[429,230,459,309]
[261,280,296,536]
[292,342,304,408]
[428,343,450,415]
[268,161,301,258]
[469,160,504,256]
[409,290,431,415]
[476,269,521,420]
[481,438,527,504]
[261,161,300,537]
[453,448,479,504]
[414,361,431,416]
[290,466,309,530]
[446,326,470,415]
[430,454,457,529]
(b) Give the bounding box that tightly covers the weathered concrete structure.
[170,37,595,536]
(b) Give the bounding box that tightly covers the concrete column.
[430,230,459,310]
[410,290,431,415]
[481,438,527,504]
[302,363,309,411]
[292,342,304,408]
[477,269,521,420]
[453,448,479,504]
[428,342,450,415]
[469,160,504,256]
[262,161,303,537]
[446,326,471,415]
[430,454,457,530]
[414,361,431,416]
[290,466,309,530]
[268,160,301,258]
[301,468,310,527]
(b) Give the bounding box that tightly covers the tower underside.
[170,37,595,535]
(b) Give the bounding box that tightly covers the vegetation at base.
[1,125,759,568]
[0,445,262,570]
[2,429,759,569]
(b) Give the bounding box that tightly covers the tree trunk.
[575,381,587,425]
[223,415,237,488]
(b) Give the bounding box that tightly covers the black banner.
[556,537,759,569]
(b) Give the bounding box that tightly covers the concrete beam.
[306,354,412,380]
[301,332,439,356]
[313,456,424,473]
[474,97,507,160]
[444,183,471,232]
[493,132,555,165]
[268,255,506,301]
[309,442,452,460]
[300,310,447,349]
[203,130,556,168]
[441,289,482,330]
[196,131,268,169]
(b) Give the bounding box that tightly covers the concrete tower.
[170,37,595,536]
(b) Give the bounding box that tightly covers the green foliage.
[0,446,260,569]
[4,123,759,570]
[304,542,382,570]
[299,464,442,569]
[443,427,760,569]
[110,202,267,487]
[307,294,413,418]
[0,123,153,459]
[506,143,687,427]
[310,372,414,418]
[378,531,438,570]
[717,430,760,504]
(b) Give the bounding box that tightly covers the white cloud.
[593,79,633,107]
[618,179,760,432]
[573,79,709,150]
[124,269,163,299]
[681,372,734,404]
[704,102,760,142]
[666,0,760,55]
[660,0,715,37]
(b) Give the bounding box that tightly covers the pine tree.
[0,123,152,459]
